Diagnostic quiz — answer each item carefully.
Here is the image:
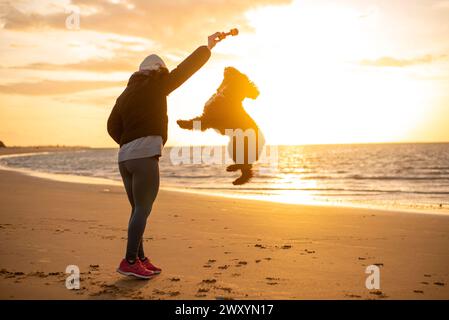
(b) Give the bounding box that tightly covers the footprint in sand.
[1,270,35,279]
[89,264,100,271]
[345,294,362,298]
[169,277,180,282]
[54,228,70,233]
[413,290,424,294]
[281,245,292,249]
[369,290,388,298]
[374,263,384,267]
[153,289,166,295]
[254,244,266,249]
[218,265,229,270]
[28,271,48,278]
[235,261,247,267]
[202,279,217,284]
[215,286,232,293]
[90,283,123,297]
[433,282,445,286]
[266,277,280,285]
[203,259,217,268]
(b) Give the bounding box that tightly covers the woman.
[107,32,224,279]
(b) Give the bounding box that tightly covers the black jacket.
[107,46,211,146]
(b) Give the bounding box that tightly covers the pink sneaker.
[140,258,162,274]
[117,259,155,279]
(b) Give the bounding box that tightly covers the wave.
[348,175,449,181]
[183,186,449,195]
[299,174,449,181]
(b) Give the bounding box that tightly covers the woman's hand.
[207,32,223,50]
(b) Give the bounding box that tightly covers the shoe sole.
[116,268,155,279]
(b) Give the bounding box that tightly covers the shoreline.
[0,147,447,216]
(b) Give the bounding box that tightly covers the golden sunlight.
[211,1,439,145]
[0,0,448,146]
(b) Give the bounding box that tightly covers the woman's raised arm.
[165,32,223,94]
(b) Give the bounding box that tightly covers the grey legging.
[118,156,160,262]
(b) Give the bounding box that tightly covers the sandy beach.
[0,148,448,300]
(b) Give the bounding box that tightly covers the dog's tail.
[177,119,194,130]
[177,117,208,131]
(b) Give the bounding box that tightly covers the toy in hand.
[218,28,239,40]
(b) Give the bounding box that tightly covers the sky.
[0,0,448,147]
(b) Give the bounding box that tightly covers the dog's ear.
[224,67,239,78]
[219,67,237,92]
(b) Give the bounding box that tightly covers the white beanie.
[139,54,167,71]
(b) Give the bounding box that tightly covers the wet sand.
[0,148,448,299]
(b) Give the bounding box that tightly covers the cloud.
[9,57,137,73]
[0,79,125,95]
[0,0,293,98]
[2,0,291,51]
[432,0,449,9]
[360,54,447,67]
[54,93,119,107]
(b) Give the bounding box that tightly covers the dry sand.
[0,148,448,299]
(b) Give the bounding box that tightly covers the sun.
[211,0,435,145]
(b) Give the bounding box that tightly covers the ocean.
[1,143,448,214]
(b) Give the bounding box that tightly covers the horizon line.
[3,140,449,149]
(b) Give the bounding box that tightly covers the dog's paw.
[177,120,193,130]
[232,175,252,185]
[232,169,254,185]
[226,164,242,172]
